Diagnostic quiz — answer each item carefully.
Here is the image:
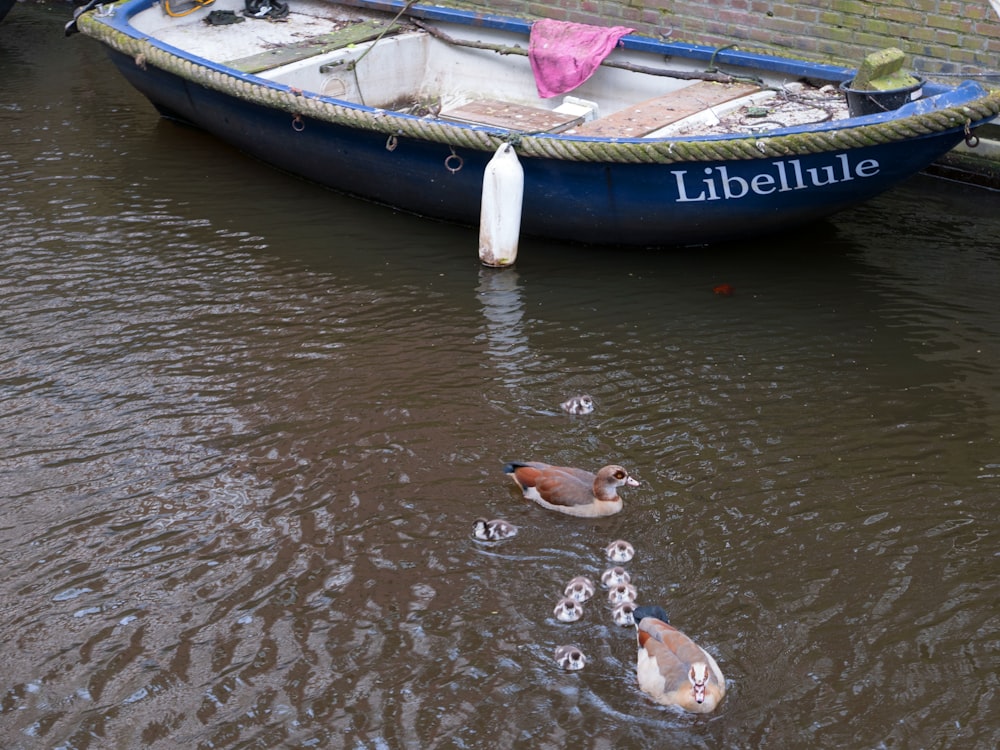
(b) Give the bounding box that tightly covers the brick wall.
[455,0,1000,79]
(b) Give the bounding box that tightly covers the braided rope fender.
[80,14,1000,164]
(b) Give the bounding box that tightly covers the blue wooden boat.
[72,0,1000,248]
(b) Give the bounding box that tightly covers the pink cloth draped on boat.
[528,19,634,99]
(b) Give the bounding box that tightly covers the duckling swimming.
[605,539,635,563]
[554,644,587,670]
[608,582,638,605]
[472,518,518,541]
[553,597,584,623]
[612,601,637,627]
[601,566,631,588]
[563,576,596,602]
[561,394,595,415]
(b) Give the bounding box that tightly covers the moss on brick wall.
[446,0,1000,81]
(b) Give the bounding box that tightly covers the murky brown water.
[3,5,1000,749]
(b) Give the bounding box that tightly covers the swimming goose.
[633,605,726,713]
[503,462,639,518]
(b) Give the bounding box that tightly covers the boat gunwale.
[78,0,1000,163]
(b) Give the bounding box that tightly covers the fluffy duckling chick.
[504,462,639,518]
[608,582,638,605]
[601,566,631,588]
[634,605,726,713]
[605,539,635,563]
[563,576,596,602]
[553,597,584,623]
[554,645,587,670]
[472,518,518,541]
[612,601,637,627]
[561,394,595,415]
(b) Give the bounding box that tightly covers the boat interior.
[131,0,850,137]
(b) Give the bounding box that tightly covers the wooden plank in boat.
[440,99,584,133]
[569,81,761,138]
[226,20,404,74]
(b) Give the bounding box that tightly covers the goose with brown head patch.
[633,605,726,714]
[503,461,638,518]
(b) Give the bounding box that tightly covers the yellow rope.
[163,0,214,18]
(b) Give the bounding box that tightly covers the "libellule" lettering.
[672,154,880,202]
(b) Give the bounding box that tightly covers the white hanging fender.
[478,143,524,267]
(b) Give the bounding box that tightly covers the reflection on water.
[478,267,527,382]
[2,6,1000,749]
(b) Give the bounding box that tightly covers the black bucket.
[839,78,925,117]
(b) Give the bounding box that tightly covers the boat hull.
[82,0,999,248]
[108,48,975,246]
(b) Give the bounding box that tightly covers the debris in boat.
[663,81,850,136]
[244,0,289,21]
[404,99,442,118]
[205,10,244,25]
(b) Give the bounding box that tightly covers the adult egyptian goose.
[633,605,726,714]
[502,462,639,517]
